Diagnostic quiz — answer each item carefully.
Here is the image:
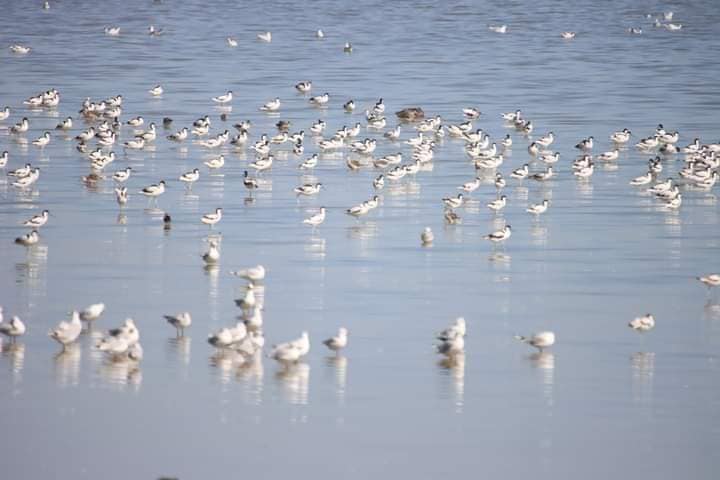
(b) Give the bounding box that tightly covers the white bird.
[203,240,220,265]
[164,312,192,336]
[244,307,264,332]
[148,25,163,36]
[295,81,313,93]
[30,131,50,147]
[294,183,323,196]
[9,44,31,54]
[575,136,594,150]
[201,208,223,228]
[0,107,9,121]
[629,314,655,332]
[115,187,128,206]
[141,180,166,198]
[260,97,281,111]
[226,37,238,47]
[179,168,200,186]
[271,331,310,362]
[249,156,274,172]
[23,210,49,228]
[421,227,434,246]
[0,151,7,168]
[148,85,163,96]
[105,318,140,347]
[257,31,272,42]
[15,230,39,246]
[573,164,595,178]
[55,117,73,130]
[561,31,576,39]
[126,116,144,127]
[124,137,145,150]
[0,314,26,342]
[105,26,121,36]
[484,225,512,243]
[697,274,720,289]
[230,265,266,283]
[212,91,233,103]
[436,317,466,341]
[527,199,550,215]
[489,25,507,33]
[596,149,619,162]
[323,328,348,352]
[630,172,653,186]
[79,303,105,323]
[344,100,355,112]
[436,335,464,355]
[204,155,225,169]
[316,29,325,39]
[10,118,29,134]
[309,93,330,106]
[487,195,507,212]
[303,207,326,227]
[300,154,319,169]
[511,164,529,179]
[344,42,353,53]
[235,284,257,310]
[48,311,82,347]
[442,194,464,209]
[611,128,631,143]
[459,177,481,193]
[514,331,555,352]
[208,327,235,349]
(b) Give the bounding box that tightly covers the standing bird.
[23,210,49,228]
[201,208,223,228]
[230,265,266,284]
[323,328,348,352]
[243,170,259,195]
[164,312,192,336]
[79,303,106,324]
[421,227,434,246]
[48,311,83,349]
[629,314,655,332]
[697,274,720,289]
[303,207,326,227]
[0,313,26,343]
[514,331,555,352]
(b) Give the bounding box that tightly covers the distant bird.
[303,207,326,227]
[488,25,507,33]
[561,31,576,39]
[230,265,266,283]
[165,312,191,336]
[243,170,259,195]
[23,210,49,228]
[226,37,238,47]
[115,187,128,206]
[527,199,550,215]
[15,230,39,246]
[0,314,26,343]
[575,136,594,150]
[148,25,163,36]
[697,274,720,289]
[421,227,434,246]
[9,44,31,54]
[343,42,353,53]
[437,317,466,341]
[295,81,312,93]
[323,328,348,352]
[344,100,356,112]
[202,240,220,265]
[148,85,163,96]
[442,194,464,209]
[79,303,106,323]
[629,314,655,332]
[260,97,281,112]
[141,180,166,198]
[48,311,82,348]
[201,208,223,228]
[316,29,325,39]
[179,168,200,187]
[484,225,512,243]
[105,26,121,36]
[294,183,323,196]
[514,331,555,352]
[611,128,631,144]
[257,31,272,42]
[212,91,233,103]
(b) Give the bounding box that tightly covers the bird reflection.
[437,352,465,413]
[275,362,310,405]
[325,355,348,404]
[236,352,264,405]
[54,343,81,387]
[98,357,142,391]
[305,236,326,260]
[630,351,655,408]
[703,300,720,320]
[347,221,379,241]
[209,349,246,385]
[1,342,25,382]
[15,244,48,290]
[530,223,548,246]
[529,351,554,406]
[167,336,191,366]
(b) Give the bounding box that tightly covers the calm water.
[1,0,720,478]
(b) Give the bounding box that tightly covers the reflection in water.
[209,349,246,385]
[98,358,142,391]
[54,344,81,388]
[167,336,191,366]
[630,352,655,407]
[275,362,310,406]
[1,342,25,384]
[530,223,549,247]
[15,244,48,291]
[347,221,379,242]
[703,300,720,321]
[325,355,348,405]
[305,236,326,260]
[237,352,264,406]
[438,353,465,413]
[529,351,555,407]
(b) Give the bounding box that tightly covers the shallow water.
[1,0,720,479]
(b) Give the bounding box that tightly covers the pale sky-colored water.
[1,1,719,479]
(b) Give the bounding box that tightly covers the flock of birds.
[2,4,719,380]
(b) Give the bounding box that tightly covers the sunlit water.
[1,1,719,479]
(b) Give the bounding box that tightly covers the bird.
[203,240,220,265]
[201,208,223,228]
[488,25,507,33]
[436,335,464,356]
[575,136,594,150]
[179,168,200,186]
[294,183,323,196]
[148,25,163,36]
[112,167,132,183]
[243,170,259,195]
[514,331,555,352]
[148,85,163,96]
[0,314,26,343]
[271,331,310,363]
[295,81,312,93]
[309,93,330,106]
[0,106,10,121]
[9,44,31,54]
[421,227,434,246]
[257,31,272,42]
[249,156,273,172]
[48,311,82,348]
[79,303,105,323]
[164,312,191,336]
[630,172,653,186]
[212,91,233,104]
[344,100,355,112]
[316,29,324,39]
[561,31,576,39]
[15,230,40,246]
[611,128,631,143]
[303,207,326,227]
[208,327,235,349]
[511,164,529,179]
[115,187,128,206]
[226,36,238,47]
[104,26,121,36]
[487,195,507,212]
[484,225,512,243]
[697,274,720,289]
[55,117,73,130]
[260,97,281,111]
[437,317,466,341]
[141,181,166,198]
[344,42,353,53]
[442,194,464,209]
[459,177,481,193]
[235,284,257,310]
[23,210,49,228]
[527,199,550,215]
[204,155,225,169]
[323,328,348,352]
[629,314,655,332]
[230,265,266,283]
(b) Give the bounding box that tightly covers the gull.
[260,97,281,111]
[316,29,324,38]
[257,31,272,42]
[55,117,73,130]
[323,328,348,352]
[204,155,225,169]
[629,314,655,332]
[459,177,481,193]
[79,303,105,323]
[212,91,233,103]
[115,187,128,205]
[9,44,31,54]
[561,31,576,39]
[10,118,29,134]
[201,208,223,228]
[487,195,507,212]
[48,311,82,348]
[344,42,353,53]
[309,93,330,106]
[104,318,140,347]
[104,26,121,36]
[23,210,49,228]
[203,240,220,265]
[235,284,257,310]
[230,265,266,283]
[484,225,512,243]
[527,199,550,215]
[437,317,466,341]
[697,274,720,289]
[303,207,326,227]
[226,37,238,47]
[243,307,264,333]
[32,132,51,147]
[444,209,461,224]
[208,327,234,349]
[343,100,355,112]
[0,314,25,343]
[249,155,273,172]
[575,136,594,150]
[243,170,259,194]
[611,128,631,143]
[511,164,529,179]
[96,335,131,358]
[421,227,434,246]
[442,193,464,208]
[15,230,39,246]
[149,85,163,96]
[165,312,191,336]
[489,25,507,33]
[514,331,555,352]
[179,168,200,186]
[140,180,166,198]
[272,331,310,359]
[148,25,163,36]
[127,116,144,127]
[295,81,312,93]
